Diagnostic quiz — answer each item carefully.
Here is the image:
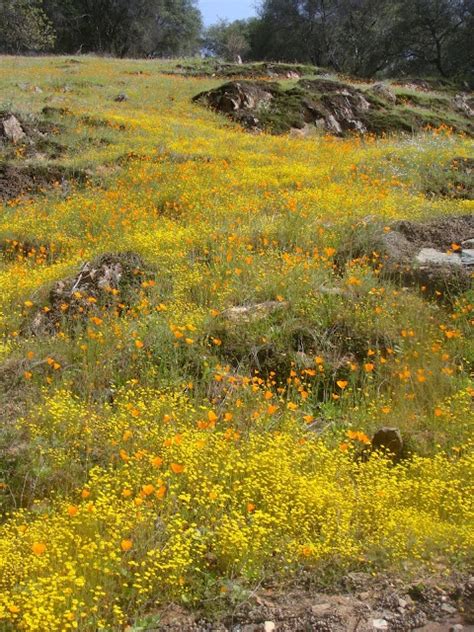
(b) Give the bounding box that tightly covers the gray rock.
[2,115,26,144]
[372,619,389,631]
[441,603,457,615]
[114,93,128,102]
[461,249,474,266]
[370,83,397,104]
[453,93,474,118]
[372,427,404,460]
[416,248,462,267]
[462,239,474,249]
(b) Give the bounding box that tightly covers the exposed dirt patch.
[0,163,87,203]
[24,252,154,336]
[193,79,473,137]
[145,573,473,631]
[390,215,474,252]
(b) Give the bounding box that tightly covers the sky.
[199,0,257,26]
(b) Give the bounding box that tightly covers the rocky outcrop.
[194,78,473,137]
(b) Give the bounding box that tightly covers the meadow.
[0,56,473,630]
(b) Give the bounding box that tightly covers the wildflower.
[32,542,46,556]
[170,463,184,474]
[151,456,163,468]
[336,380,348,389]
[67,505,78,517]
[120,539,133,552]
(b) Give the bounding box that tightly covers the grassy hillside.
[0,57,473,631]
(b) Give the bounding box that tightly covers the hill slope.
[0,57,473,631]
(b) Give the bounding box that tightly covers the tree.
[204,19,256,62]
[42,0,202,57]
[0,0,56,53]
[254,0,473,83]
[394,0,473,78]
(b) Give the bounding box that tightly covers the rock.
[27,252,152,335]
[416,248,462,267]
[194,77,472,137]
[2,115,26,144]
[441,603,457,615]
[450,625,464,631]
[453,94,474,118]
[301,78,371,134]
[34,86,43,93]
[372,619,389,630]
[223,301,288,323]
[372,428,404,460]
[461,249,474,267]
[378,215,474,295]
[264,622,276,632]
[114,93,128,102]
[462,239,474,249]
[370,82,397,104]
[462,576,474,623]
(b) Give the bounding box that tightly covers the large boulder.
[193,81,279,131]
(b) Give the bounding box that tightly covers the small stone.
[264,622,276,632]
[450,625,463,631]
[441,603,457,614]
[398,598,408,609]
[372,619,389,631]
[2,115,26,143]
[462,239,474,249]
[114,93,128,102]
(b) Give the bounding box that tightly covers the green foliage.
[251,0,473,84]
[42,0,202,57]
[204,19,258,62]
[0,0,55,53]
